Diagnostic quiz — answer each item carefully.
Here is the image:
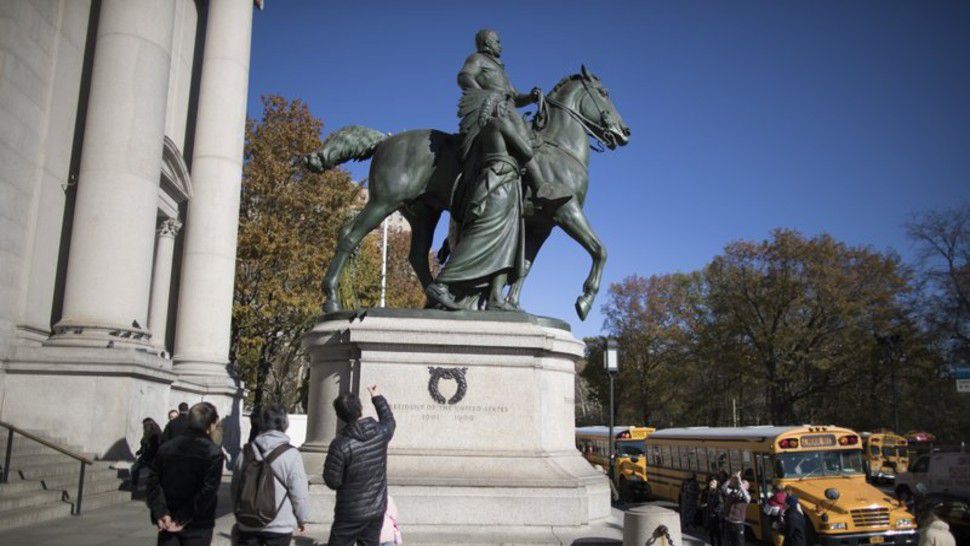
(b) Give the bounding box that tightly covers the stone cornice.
[161,136,192,203]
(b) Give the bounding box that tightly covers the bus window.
[762,454,775,480]
[729,449,742,474]
[672,446,682,470]
[697,446,709,473]
[654,446,664,467]
[741,450,755,482]
[774,450,866,478]
[646,446,654,465]
[687,447,698,471]
[715,449,729,474]
[662,446,672,468]
[870,445,880,456]
[680,447,690,470]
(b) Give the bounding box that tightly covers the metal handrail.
[0,420,94,515]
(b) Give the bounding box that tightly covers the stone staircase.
[0,430,129,531]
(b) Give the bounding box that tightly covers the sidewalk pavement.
[0,482,713,545]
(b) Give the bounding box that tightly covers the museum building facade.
[0,0,259,458]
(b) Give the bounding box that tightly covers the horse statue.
[303,66,630,320]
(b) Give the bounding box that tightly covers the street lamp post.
[605,339,619,481]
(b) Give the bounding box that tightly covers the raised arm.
[367,384,396,439]
[514,87,541,108]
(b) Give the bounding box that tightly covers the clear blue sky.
[246,1,970,338]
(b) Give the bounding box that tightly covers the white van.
[896,452,970,502]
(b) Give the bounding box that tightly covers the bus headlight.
[895,518,913,528]
[824,522,847,530]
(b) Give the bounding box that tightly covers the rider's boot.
[426,282,462,311]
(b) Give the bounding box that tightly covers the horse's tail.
[311,125,387,170]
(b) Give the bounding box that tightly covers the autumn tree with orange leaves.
[232,96,425,411]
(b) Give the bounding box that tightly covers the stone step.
[5,451,88,467]
[69,489,130,513]
[14,461,92,480]
[46,468,120,491]
[0,441,82,457]
[62,474,123,498]
[0,480,44,495]
[0,489,64,511]
[0,433,72,450]
[0,501,73,532]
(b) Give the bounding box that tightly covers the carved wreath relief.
[427,367,468,405]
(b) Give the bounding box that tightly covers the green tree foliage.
[233,96,426,412]
[593,228,969,442]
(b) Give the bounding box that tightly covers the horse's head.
[546,65,631,150]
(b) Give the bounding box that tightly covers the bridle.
[545,76,617,152]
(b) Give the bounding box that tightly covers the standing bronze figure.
[304,30,630,320]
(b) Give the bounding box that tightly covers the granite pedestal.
[300,309,611,542]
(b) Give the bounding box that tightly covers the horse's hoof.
[575,295,592,320]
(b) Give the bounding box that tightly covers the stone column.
[50,0,176,348]
[148,218,182,350]
[173,0,253,382]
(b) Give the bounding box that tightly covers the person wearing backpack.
[231,404,311,546]
[324,384,396,546]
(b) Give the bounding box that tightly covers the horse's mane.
[549,74,583,98]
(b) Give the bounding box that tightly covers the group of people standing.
[133,387,400,546]
[679,471,806,546]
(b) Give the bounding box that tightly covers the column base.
[46,320,157,351]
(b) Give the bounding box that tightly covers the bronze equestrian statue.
[303,31,630,320]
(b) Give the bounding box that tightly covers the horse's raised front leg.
[321,198,399,313]
[553,201,607,320]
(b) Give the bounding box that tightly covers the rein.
[539,136,587,172]
[545,77,614,153]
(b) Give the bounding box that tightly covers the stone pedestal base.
[300,309,611,539]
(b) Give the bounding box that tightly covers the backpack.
[234,442,294,527]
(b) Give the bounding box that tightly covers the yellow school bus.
[644,426,917,545]
[861,431,909,483]
[576,426,655,500]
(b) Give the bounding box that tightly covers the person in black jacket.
[162,402,190,443]
[131,418,162,492]
[324,385,396,546]
[146,402,224,546]
[699,477,724,546]
[783,494,807,546]
[679,472,700,531]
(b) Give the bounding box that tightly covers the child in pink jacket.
[380,495,403,546]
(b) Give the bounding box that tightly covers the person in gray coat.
[231,404,311,546]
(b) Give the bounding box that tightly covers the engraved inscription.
[391,402,511,424]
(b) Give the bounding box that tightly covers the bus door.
[754,454,773,542]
